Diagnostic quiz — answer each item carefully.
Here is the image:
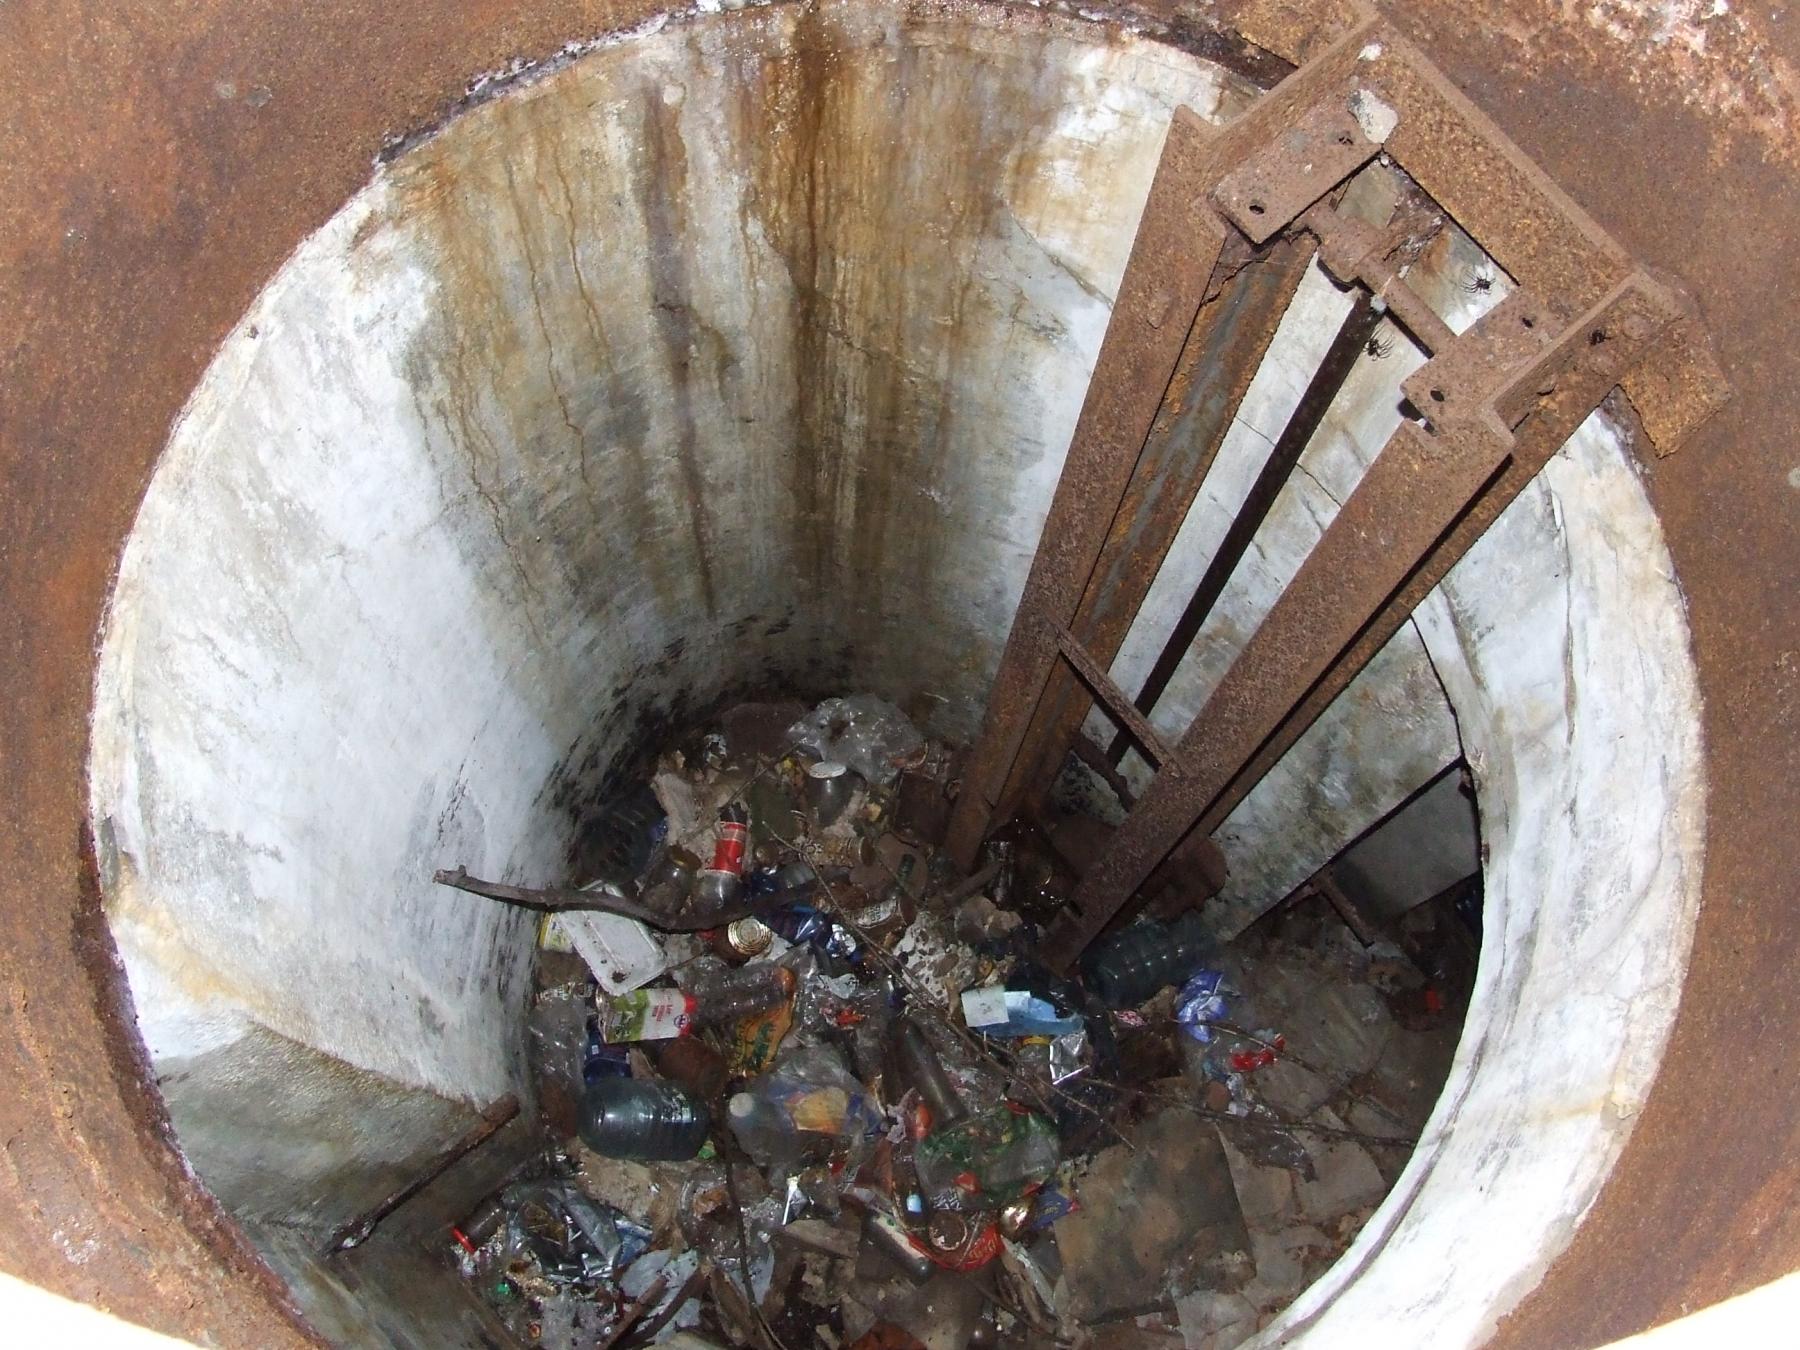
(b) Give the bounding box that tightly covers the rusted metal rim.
[1,2,1796,1345]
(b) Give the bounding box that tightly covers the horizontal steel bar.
[1051,624,1176,768]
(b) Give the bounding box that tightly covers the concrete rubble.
[433,696,1470,1348]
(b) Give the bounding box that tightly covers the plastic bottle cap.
[807,761,848,779]
[729,1093,755,1119]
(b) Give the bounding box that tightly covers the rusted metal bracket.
[946,12,1729,970]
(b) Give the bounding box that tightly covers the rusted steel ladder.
[944,15,1725,973]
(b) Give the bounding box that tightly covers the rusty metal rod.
[1053,623,1175,768]
[997,238,1313,820]
[323,1093,519,1256]
[1108,292,1384,764]
[944,112,1229,870]
[598,1272,669,1350]
[432,866,764,931]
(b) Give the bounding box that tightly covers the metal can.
[710,806,749,876]
[710,916,774,962]
[862,1209,935,1283]
[998,1197,1035,1240]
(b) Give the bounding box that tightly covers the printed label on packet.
[602,988,696,1042]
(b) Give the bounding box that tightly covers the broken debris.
[431,694,1455,1348]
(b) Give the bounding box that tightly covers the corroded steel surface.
[976,15,1725,970]
[950,17,1388,867]
[945,107,1230,867]
[997,235,1311,820]
[0,1,1796,1346]
[1046,277,1683,968]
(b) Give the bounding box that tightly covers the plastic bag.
[914,1104,1061,1208]
[787,695,926,787]
[1173,969,1229,1043]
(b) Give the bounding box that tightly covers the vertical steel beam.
[946,20,1384,869]
[1041,277,1680,970]
[994,236,1313,819]
[943,110,1230,869]
[1106,293,1384,764]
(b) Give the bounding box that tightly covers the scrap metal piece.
[322,1094,519,1256]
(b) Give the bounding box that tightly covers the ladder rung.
[1050,622,1177,769]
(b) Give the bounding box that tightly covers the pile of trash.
[438,695,1443,1349]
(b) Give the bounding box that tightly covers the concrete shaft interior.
[79,3,1703,1345]
[7,1,1797,1348]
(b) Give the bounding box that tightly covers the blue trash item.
[767,904,829,944]
[583,1016,633,1084]
[1173,970,1229,1043]
[962,987,1084,1039]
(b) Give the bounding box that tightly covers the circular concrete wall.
[79,2,1706,1344]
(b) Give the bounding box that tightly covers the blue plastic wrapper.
[1173,970,1229,1043]
[1026,1181,1079,1230]
[768,904,829,943]
[983,993,1084,1039]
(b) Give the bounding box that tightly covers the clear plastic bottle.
[693,964,796,1027]
[1082,910,1216,1009]
[578,1079,711,1161]
[725,1048,882,1166]
[725,1091,810,1168]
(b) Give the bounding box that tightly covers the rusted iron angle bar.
[1108,292,1384,764]
[1195,275,1683,841]
[1002,237,1312,810]
[950,23,1390,868]
[1048,410,1513,967]
[943,111,1228,869]
[323,1093,520,1255]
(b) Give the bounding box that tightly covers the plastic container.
[578,1079,711,1161]
[1081,910,1216,1009]
[914,1105,1060,1208]
[725,1047,883,1167]
[694,964,796,1026]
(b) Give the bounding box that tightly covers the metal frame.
[944,15,1728,972]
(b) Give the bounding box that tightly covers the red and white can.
[710,817,749,876]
